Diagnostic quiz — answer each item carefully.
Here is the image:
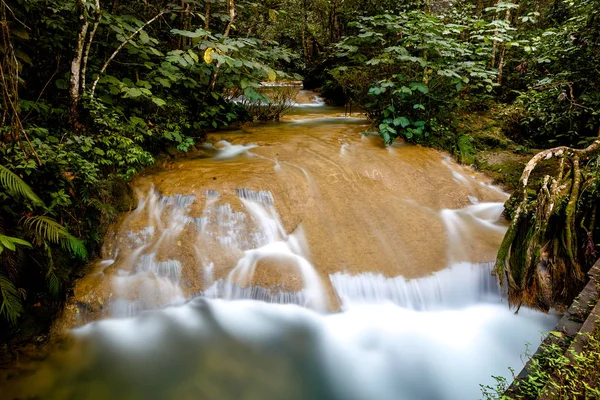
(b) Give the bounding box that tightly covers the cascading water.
[1,91,558,400]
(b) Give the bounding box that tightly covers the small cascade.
[203,281,309,305]
[202,188,327,310]
[201,140,257,159]
[19,297,556,400]
[294,90,326,106]
[330,262,502,310]
[440,202,507,263]
[100,185,326,318]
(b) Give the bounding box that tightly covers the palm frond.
[0,271,24,325]
[0,165,45,207]
[24,216,87,259]
[0,233,32,254]
[47,269,60,297]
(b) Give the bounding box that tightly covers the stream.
[2,91,557,400]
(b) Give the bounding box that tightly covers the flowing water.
[1,91,557,400]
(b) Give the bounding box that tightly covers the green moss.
[108,179,138,213]
[456,135,475,164]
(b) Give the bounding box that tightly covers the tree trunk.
[494,128,600,309]
[329,0,341,43]
[81,0,102,94]
[68,0,89,133]
[204,3,211,30]
[497,7,512,85]
[223,0,235,37]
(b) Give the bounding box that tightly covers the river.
[1,91,557,400]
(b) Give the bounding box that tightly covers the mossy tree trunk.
[494,128,600,311]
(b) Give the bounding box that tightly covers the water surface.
[1,91,557,400]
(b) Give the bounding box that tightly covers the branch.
[519,129,600,189]
[81,0,102,93]
[90,8,168,98]
[223,0,236,37]
[22,56,61,123]
[204,0,235,100]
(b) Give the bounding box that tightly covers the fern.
[24,216,87,259]
[0,164,45,207]
[0,271,24,325]
[47,269,60,297]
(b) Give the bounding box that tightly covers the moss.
[457,135,476,164]
[108,178,138,213]
[475,151,529,190]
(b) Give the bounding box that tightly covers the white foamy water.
[102,185,327,317]
[202,140,258,159]
[330,262,503,310]
[21,297,554,400]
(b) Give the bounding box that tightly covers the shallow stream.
[2,91,557,400]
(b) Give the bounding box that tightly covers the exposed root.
[494,128,600,310]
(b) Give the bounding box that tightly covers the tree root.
[494,128,600,310]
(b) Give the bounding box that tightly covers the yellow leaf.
[268,9,277,21]
[15,50,32,65]
[12,27,29,40]
[266,68,276,82]
[204,48,214,64]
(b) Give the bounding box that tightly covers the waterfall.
[102,186,327,317]
[330,262,503,310]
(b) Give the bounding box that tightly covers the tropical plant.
[512,0,600,147]
[239,84,301,121]
[331,11,499,144]
[0,164,86,324]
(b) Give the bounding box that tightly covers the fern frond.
[0,165,45,207]
[24,216,87,259]
[0,271,24,325]
[47,269,60,297]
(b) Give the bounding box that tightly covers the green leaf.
[11,27,29,40]
[55,79,68,89]
[15,50,32,65]
[124,87,143,98]
[171,28,208,38]
[152,97,167,107]
[0,165,45,207]
[24,216,87,258]
[409,82,429,94]
[139,30,150,44]
[381,130,391,144]
[187,50,199,63]
[0,272,24,325]
[156,77,172,88]
[394,117,410,128]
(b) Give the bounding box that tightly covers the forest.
[1,0,600,376]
